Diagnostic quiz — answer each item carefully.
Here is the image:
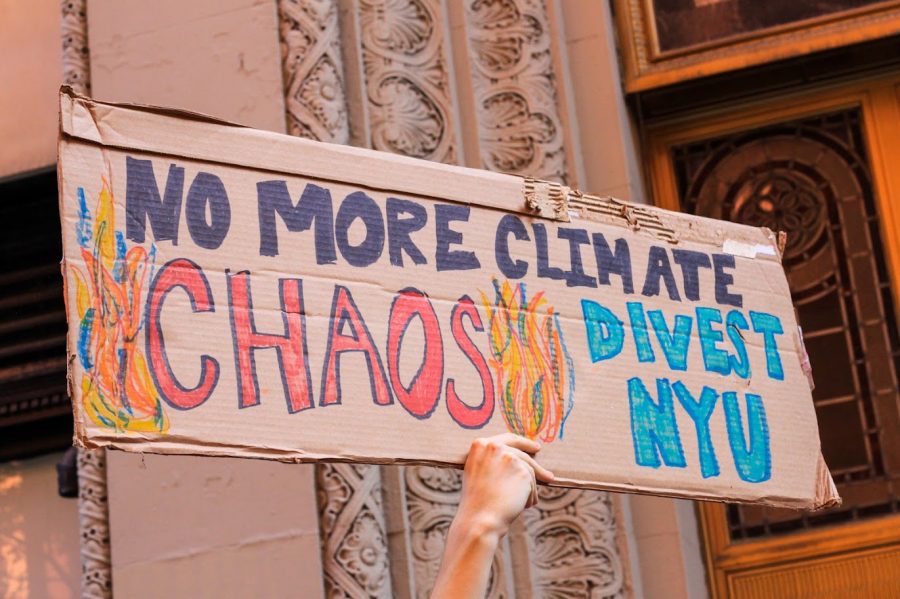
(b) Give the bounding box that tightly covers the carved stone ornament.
[404,466,510,598]
[77,449,112,599]
[62,3,111,596]
[318,464,394,598]
[279,5,395,598]
[524,487,626,598]
[279,0,351,143]
[465,0,568,183]
[61,0,91,95]
[277,2,625,596]
[359,0,457,163]
[463,3,625,597]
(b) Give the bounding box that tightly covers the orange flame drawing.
[72,179,168,432]
[480,279,574,443]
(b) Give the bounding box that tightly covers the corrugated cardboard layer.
[58,88,839,510]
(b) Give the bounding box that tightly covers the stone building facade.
[3,1,900,597]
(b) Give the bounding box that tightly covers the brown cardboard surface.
[58,87,839,509]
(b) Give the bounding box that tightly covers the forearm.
[431,434,549,598]
[430,515,502,599]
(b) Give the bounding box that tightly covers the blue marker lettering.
[581,300,624,362]
[696,307,729,375]
[626,302,655,363]
[628,377,686,469]
[722,391,771,483]
[672,381,719,478]
[725,310,750,379]
[648,309,692,371]
[750,311,784,380]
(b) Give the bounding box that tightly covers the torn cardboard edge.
[59,87,778,255]
[816,453,841,509]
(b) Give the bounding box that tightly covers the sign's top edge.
[58,86,782,258]
[60,84,250,130]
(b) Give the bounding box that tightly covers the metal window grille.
[672,108,900,539]
[0,170,72,461]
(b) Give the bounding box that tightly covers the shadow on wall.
[0,453,80,599]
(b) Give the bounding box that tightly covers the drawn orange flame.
[480,279,574,443]
[72,179,168,432]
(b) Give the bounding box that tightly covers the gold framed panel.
[643,71,900,598]
[614,0,900,92]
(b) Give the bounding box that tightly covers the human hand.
[430,434,555,599]
[455,433,555,538]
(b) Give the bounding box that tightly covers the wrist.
[450,505,509,542]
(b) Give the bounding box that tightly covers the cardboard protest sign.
[58,87,839,509]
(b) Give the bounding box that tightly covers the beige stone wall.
[0,4,80,598]
[0,0,63,179]
[559,0,645,201]
[625,495,710,599]
[87,0,286,132]
[106,453,324,598]
[0,454,81,599]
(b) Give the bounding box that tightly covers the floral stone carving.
[318,464,393,598]
[280,0,351,143]
[359,0,457,163]
[465,0,568,182]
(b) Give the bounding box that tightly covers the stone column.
[63,3,113,596]
[276,1,635,597]
[457,1,627,596]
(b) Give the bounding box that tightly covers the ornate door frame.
[643,71,900,597]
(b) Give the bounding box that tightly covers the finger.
[507,447,555,482]
[507,451,538,504]
[526,475,538,509]
[492,433,542,454]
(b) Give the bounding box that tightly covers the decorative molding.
[63,4,109,596]
[358,0,457,163]
[278,4,623,598]
[61,0,91,95]
[279,0,351,143]
[317,464,394,598]
[405,467,460,598]
[403,466,510,598]
[77,449,112,599]
[464,0,568,183]
[461,5,625,592]
[355,4,518,592]
[523,487,626,598]
[278,6,392,598]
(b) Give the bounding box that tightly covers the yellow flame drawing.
[480,279,574,443]
[72,179,168,432]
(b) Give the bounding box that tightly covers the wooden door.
[645,73,900,598]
